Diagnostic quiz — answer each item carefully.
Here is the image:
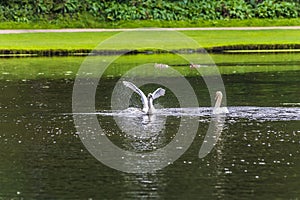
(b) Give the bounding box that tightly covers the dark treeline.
[0,0,299,22]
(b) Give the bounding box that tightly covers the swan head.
[147,93,153,99]
[147,93,154,106]
[215,91,223,101]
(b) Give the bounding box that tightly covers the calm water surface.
[0,54,299,199]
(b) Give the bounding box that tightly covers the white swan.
[123,81,165,115]
[154,63,169,69]
[212,91,229,114]
[189,63,201,69]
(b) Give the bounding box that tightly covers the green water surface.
[0,53,299,199]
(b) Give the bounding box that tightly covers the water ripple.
[94,106,300,122]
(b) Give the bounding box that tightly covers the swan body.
[190,63,201,69]
[154,63,169,69]
[123,81,165,115]
[213,91,229,114]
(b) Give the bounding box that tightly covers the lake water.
[0,53,299,199]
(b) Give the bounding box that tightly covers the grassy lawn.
[0,32,115,50]
[0,29,299,51]
[183,30,300,48]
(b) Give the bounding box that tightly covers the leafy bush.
[219,0,254,19]
[0,0,299,23]
[256,0,298,18]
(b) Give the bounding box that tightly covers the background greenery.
[0,0,299,28]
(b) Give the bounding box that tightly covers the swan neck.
[146,96,155,114]
[148,97,154,109]
[214,95,222,108]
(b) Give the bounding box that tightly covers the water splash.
[94,106,300,122]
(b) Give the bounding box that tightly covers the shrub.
[0,0,299,23]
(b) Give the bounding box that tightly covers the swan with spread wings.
[123,81,165,115]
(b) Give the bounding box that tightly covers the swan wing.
[152,88,165,100]
[123,81,148,110]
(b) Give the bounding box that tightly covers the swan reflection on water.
[114,107,167,139]
[199,114,226,158]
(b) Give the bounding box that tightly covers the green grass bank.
[0,28,300,56]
